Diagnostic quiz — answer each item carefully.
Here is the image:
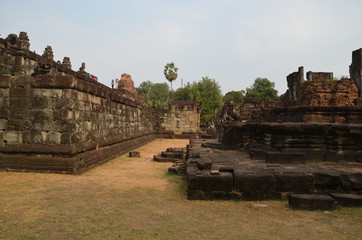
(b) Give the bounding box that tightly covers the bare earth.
[0,139,361,240]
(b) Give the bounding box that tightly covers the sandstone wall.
[0,73,163,173]
[0,32,200,173]
[161,101,202,135]
[222,123,362,162]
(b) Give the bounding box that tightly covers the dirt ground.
[0,139,361,240]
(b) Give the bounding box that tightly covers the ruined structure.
[161,100,202,136]
[118,73,138,95]
[185,48,362,202]
[282,66,358,107]
[0,32,201,173]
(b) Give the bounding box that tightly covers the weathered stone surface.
[314,172,343,191]
[0,32,202,173]
[341,173,362,191]
[274,172,314,193]
[196,159,212,170]
[187,170,233,193]
[234,171,276,200]
[265,152,306,164]
[129,151,140,157]
[329,193,362,207]
[289,194,337,210]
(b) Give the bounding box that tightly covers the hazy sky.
[1,0,362,94]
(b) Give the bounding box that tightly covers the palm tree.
[164,62,178,91]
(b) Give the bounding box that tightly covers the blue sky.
[1,0,362,95]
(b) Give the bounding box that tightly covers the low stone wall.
[0,74,165,173]
[222,122,362,162]
[258,106,362,124]
[186,139,362,201]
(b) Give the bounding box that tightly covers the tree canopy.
[174,77,223,123]
[137,81,170,108]
[164,62,178,90]
[223,90,245,104]
[245,78,278,98]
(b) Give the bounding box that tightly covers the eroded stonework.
[0,32,201,173]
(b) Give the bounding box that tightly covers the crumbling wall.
[217,98,281,124]
[350,48,362,97]
[161,101,202,135]
[0,32,200,173]
[282,67,359,107]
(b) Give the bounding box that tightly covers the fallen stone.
[289,194,337,210]
[329,193,362,207]
[129,151,140,157]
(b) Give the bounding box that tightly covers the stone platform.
[186,139,362,201]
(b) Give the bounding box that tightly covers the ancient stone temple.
[0,32,201,173]
[186,48,362,203]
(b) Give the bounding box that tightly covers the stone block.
[0,119,8,130]
[7,119,31,130]
[9,108,29,119]
[274,172,314,193]
[47,132,62,144]
[0,75,12,88]
[314,172,343,191]
[196,158,212,170]
[234,171,276,200]
[10,97,31,109]
[289,194,337,210]
[30,97,48,109]
[129,151,140,157]
[187,171,233,192]
[248,148,266,160]
[265,152,306,164]
[235,171,275,192]
[9,88,29,97]
[29,109,52,121]
[341,173,362,191]
[329,193,362,207]
[3,131,20,144]
[161,151,183,159]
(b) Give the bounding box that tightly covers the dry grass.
[0,139,361,240]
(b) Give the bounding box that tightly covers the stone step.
[153,154,175,162]
[289,194,337,210]
[329,193,362,207]
[161,151,184,159]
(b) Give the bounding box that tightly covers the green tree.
[195,77,223,123]
[164,62,178,91]
[245,78,278,98]
[223,90,245,104]
[136,80,153,95]
[147,83,170,108]
[174,83,195,101]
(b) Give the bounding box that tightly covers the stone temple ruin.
[184,50,362,208]
[0,32,361,208]
[0,32,201,173]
